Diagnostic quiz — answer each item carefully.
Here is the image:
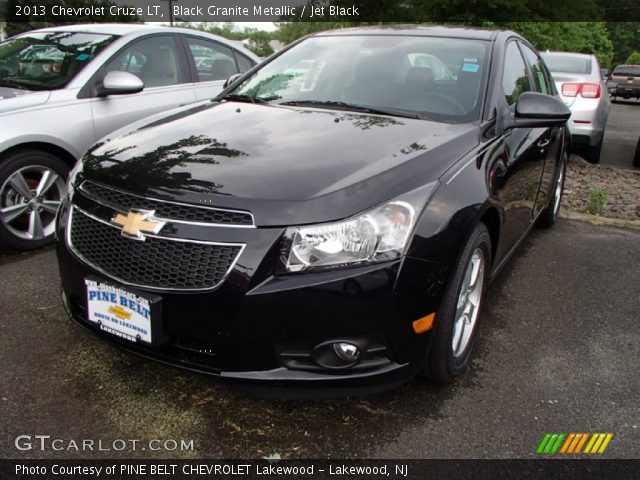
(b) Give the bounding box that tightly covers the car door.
[89,34,197,142]
[520,43,564,218]
[181,35,255,101]
[491,40,547,262]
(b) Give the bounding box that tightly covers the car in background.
[542,51,610,163]
[607,64,640,101]
[56,26,570,396]
[0,24,258,250]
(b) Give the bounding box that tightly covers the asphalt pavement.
[599,99,639,169]
[1,219,638,459]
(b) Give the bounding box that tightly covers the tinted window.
[0,32,117,90]
[185,37,239,82]
[106,36,184,88]
[543,54,591,74]
[232,35,489,122]
[613,65,640,77]
[502,42,531,105]
[521,44,552,95]
[234,52,254,73]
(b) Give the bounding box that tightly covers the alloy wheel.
[451,248,485,358]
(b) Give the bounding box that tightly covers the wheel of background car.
[537,152,567,229]
[418,92,467,115]
[422,222,491,383]
[0,150,68,250]
[583,136,603,164]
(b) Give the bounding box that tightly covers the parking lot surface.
[600,99,639,169]
[1,219,638,459]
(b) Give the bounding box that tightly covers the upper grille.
[69,207,243,291]
[80,181,254,226]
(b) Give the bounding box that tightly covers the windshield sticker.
[75,53,90,61]
[462,63,480,73]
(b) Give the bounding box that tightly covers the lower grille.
[68,207,243,291]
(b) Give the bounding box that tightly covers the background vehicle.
[0,24,258,250]
[607,64,640,101]
[542,51,611,163]
[57,26,570,396]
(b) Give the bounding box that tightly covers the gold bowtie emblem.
[108,305,132,320]
[111,210,166,241]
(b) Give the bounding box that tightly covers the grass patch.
[586,187,608,215]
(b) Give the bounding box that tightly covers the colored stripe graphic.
[538,433,613,454]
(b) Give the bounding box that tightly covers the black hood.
[82,101,479,226]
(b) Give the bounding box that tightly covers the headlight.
[66,159,84,198]
[284,182,438,272]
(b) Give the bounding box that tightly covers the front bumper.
[56,198,447,396]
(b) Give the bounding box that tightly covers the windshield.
[0,32,118,90]
[542,54,591,74]
[229,35,489,122]
[613,65,640,77]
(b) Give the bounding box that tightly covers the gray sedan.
[0,24,258,249]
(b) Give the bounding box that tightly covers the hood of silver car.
[0,88,51,114]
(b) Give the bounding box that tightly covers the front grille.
[80,181,254,226]
[69,207,243,291]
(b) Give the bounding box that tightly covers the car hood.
[82,101,479,226]
[0,87,51,114]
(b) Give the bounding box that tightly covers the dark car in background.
[56,26,570,397]
[607,64,640,101]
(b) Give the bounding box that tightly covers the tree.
[625,51,640,64]
[246,30,274,57]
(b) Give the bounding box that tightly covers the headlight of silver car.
[284,182,438,272]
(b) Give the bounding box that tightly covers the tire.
[423,223,492,383]
[583,137,603,164]
[634,136,640,168]
[0,150,69,250]
[537,153,567,228]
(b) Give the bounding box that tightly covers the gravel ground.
[562,155,640,221]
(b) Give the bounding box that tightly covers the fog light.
[311,339,367,370]
[334,342,360,362]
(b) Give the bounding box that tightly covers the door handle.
[537,138,551,149]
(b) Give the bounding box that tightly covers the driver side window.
[502,41,531,105]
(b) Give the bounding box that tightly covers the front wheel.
[0,150,69,250]
[422,223,492,383]
[537,154,567,228]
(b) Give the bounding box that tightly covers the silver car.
[541,51,611,164]
[0,24,258,249]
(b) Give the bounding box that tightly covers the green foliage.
[606,23,640,66]
[246,30,274,57]
[625,51,640,64]
[586,187,608,215]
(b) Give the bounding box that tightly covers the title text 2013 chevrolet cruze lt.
[56,27,570,397]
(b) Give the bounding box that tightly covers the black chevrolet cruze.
[56,26,570,397]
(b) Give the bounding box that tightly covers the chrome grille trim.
[66,205,246,292]
[78,180,256,228]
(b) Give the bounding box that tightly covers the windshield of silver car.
[0,32,118,90]
[229,35,489,122]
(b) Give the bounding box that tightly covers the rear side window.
[521,44,553,95]
[613,65,640,77]
[502,42,531,105]
[543,55,591,74]
[185,37,239,82]
[234,52,255,73]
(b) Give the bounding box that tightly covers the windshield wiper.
[278,100,424,119]
[219,93,269,105]
[0,80,30,91]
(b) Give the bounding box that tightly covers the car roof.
[311,25,503,41]
[29,23,165,36]
[542,51,595,60]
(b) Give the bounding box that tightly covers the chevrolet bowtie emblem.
[111,209,166,241]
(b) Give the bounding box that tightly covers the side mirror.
[223,73,243,89]
[97,71,144,97]
[502,92,571,131]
